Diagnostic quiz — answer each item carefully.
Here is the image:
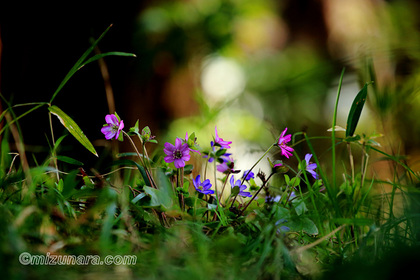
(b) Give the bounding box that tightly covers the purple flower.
[242,170,254,181]
[193,175,214,195]
[277,128,294,158]
[230,176,252,197]
[304,153,319,179]
[214,126,232,149]
[164,138,191,168]
[101,114,124,140]
[273,162,283,169]
[216,154,233,173]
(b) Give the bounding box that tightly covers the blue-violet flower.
[230,176,252,197]
[193,175,214,195]
[304,153,319,179]
[242,170,255,181]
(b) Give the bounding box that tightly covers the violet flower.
[230,176,252,197]
[164,138,191,168]
[214,126,232,149]
[101,114,124,140]
[216,154,233,173]
[242,170,255,181]
[304,153,319,179]
[193,175,214,195]
[277,128,294,158]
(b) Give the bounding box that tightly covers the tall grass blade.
[332,68,346,189]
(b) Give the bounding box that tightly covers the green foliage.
[2,22,420,280]
[48,105,98,157]
[346,83,371,137]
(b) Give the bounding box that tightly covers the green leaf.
[128,120,140,136]
[288,217,319,235]
[346,83,370,137]
[48,105,98,157]
[78,52,136,70]
[139,186,174,210]
[56,179,64,193]
[56,155,84,166]
[183,164,193,175]
[110,159,151,186]
[182,181,190,192]
[292,199,308,216]
[131,193,147,204]
[231,186,240,196]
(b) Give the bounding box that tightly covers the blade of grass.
[78,52,136,70]
[49,24,113,103]
[332,68,346,190]
[304,133,341,217]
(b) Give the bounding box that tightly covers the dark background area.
[0,2,144,165]
[2,0,420,174]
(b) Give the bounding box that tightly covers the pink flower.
[164,138,191,168]
[277,128,294,158]
[214,126,232,149]
[101,114,124,140]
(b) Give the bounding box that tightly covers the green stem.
[122,131,156,188]
[213,172,230,221]
[304,133,341,217]
[347,143,355,185]
[293,151,324,236]
[48,108,60,182]
[332,68,346,189]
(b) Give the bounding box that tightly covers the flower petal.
[305,154,312,164]
[307,163,317,170]
[175,138,183,149]
[105,114,118,125]
[164,142,175,152]
[164,155,174,163]
[174,159,185,168]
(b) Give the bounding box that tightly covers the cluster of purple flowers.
[101,114,318,202]
[275,127,318,179]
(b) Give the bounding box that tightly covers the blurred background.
[1,0,420,179]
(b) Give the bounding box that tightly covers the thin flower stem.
[213,171,230,221]
[293,151,324,236]
[231,143,276,208]
[219,172,231,204]
[347,143,355,185]
[177,168,185,211]
[213,160,220,207]
[204,159,208,180]
[238,172,274,217]
[122,130,156,189]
